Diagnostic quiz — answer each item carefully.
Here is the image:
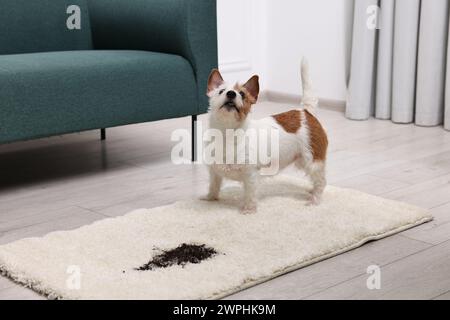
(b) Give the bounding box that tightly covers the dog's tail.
[301,57,318,113]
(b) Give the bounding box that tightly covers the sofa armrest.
[88,0,218,113]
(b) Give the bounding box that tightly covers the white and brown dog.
[203,59,328,214]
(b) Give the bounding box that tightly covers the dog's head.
[207,69,259,127]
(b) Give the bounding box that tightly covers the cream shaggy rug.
[0,175,432,300]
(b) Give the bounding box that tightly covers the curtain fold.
[391,0,420,123]
[416,0,449,126]
[375,0,394,120]
[347,0,450,131]
[446,20,450,130]
[346,0,378,120]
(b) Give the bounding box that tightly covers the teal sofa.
[0,0,217,159]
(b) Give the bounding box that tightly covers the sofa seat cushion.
[0,50,197,143]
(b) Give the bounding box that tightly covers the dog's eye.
[240,91,246,99]
[219,89,225,95]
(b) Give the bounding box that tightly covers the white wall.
[217,0,354,102]
[217,0,268,85]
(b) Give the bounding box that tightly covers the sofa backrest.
[0,0,92,55]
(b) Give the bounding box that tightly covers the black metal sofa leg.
[101,128,106,141]
[191,115,197,162]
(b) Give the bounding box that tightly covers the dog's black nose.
[226,91,236,99]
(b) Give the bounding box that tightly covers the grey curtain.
[346,0,450,131]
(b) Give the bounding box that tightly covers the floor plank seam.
[75,205,110,218]
[375,238,450,270]
[398,234,436,246]
[0,206,81,234]
[432,289,450,300]
[430,200,450,210]
[302,241,436,299]
[364,174,415,188]
[377,181,450,203]
[379,177,450,190]
[301,271,367,300]
[1,207,105,239]
[399,221,450,246]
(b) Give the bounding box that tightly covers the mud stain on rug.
[136,244,218,271]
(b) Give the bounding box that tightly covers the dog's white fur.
[204,58,327,214]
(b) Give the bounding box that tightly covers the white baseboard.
[262,90,346,113]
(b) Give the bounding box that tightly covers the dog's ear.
[243,75,260,101]
[207,69,224,96]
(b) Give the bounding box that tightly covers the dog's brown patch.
[234,83,257,121]
[304,110,328,161]
[242,75,260,101]
[272,110,302,133]
[135,244,218,271]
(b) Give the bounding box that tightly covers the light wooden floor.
[1,101,449,300]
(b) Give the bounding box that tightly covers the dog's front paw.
[240,203,257,215]
[200,194,219,201]
[306,194,321,206]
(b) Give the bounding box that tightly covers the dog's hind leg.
[305,161,326,205]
